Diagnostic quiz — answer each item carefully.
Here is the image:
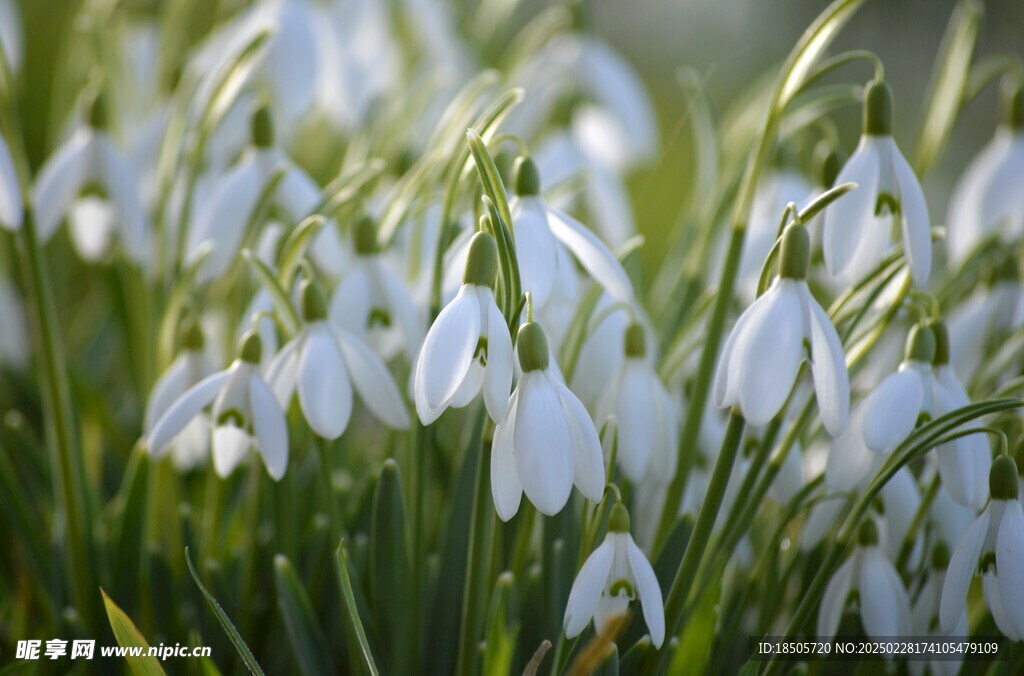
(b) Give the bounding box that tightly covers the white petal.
[32,130,94,241]
[825,405,876,491]
[554,373,605,503]
[212,426,251,478]
[329,263,373,336]
[68,197,116,261]
[145,354,198,432]
[96,135,151,266]
[889,140,932,285]
[626,537,665,648]
[946,132,1009,263]
[0,133,23,230]
[266,334,302,406]
[378,259,424,360]
[298,325,352,439]
[186,155,262,280]
[860,547,911,640]
[995,500,1024,637]
[564,538,615,638]
[983,573,1022,641]
[801,496,845,551]
[491,393,523,521]
[615,363,654,482]
[338,331,410,428]
[249,374,288,480]
[481,290,513,423]
[940,510,989,632]
[147,370,231,456]
[514,372,574,515]
[547,207,633,302]
[803,286,849,435]
[823,137,880,278]
[861,368,923,452]
[414,285,479,424]
[714,295,764,409]
[817,556,854,638]
[511,196,559,308]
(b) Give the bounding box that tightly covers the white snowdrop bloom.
[941,456,1024,639]
[268,280,410,439]
[508,156,633,310]
[32,93,151,266]
[817,520,912,644]
[146,331,287,480]
[0,0,22,74]
[931,484,976,549]
[329,215,423,362]
[910,544,966,676]
[569,294,649,412]
[823,81,931,286]
[491,321,605,520]
[594,322,678,483]
[714,224,849,434]
[878,468,922,563]
[947,258,1021,384]
[946,86,1024,263]
[144,321,217,471]
[564,504,664,648]
[415,232,513,425]
[0,276,28,368]
[0,132,22,230]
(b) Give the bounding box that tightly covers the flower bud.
[463,231,499,288]
[353,215,378,255]
[904,323,936,364]
[1002,78,1024,131]
[813,141,844,189]
[863,80,894,136]
[778,224,810,280]
[180,317,205,351]
[516,322,549,372]
[608,503,631,533]
[300,279,329,322]
[857,519,879,547]
[624,322,646,358]
[930,542,951,570]
[990,455,1019,501]
[252,105,275,148]
[514,155,541,197]
[238,330,263,364]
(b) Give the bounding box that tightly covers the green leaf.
[112,447,150,607]
[241,248,300,334]
[185,548,266,676]
[273,555,333,676]
[336,541,381,676]
[483,572,519,676]
[370,459,413,673]
[278,215,325,289]
[100,588,167,676]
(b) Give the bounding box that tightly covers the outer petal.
[491,393,523,521]
[616,363,654,482]
[554,373,606,503]
[481,291,513,423]
[714,294,765,408]
[186,155,261,280]
[627,537,665,648]
[514,373,574,515]
[511,196,559,307]
[377,258,424,359]
[96,135,151,266]
[861,368,923,452]
[338,331,410,428]
[265,335,303,406]
[414,285,479,424]
[946,133,1008,262]
[147,370,231,456]
[860,547,911,640]
[984,573,1022,641]
[803,287,849,435]
[298,325,352,439]
[144,355,194,433]
[33,130,94,241]
[547,207,633,302]
[995,501,1024,637]
[817,556,855,638]
[823,137,880,278]
[0,133,22,230]
[940,510,989,632]
[249,374,288,480]
[890,140,932,285]
[563,538,615,638]
[825,404,875,491]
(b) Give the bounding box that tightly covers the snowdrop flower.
[508,156,633,310]
[946,84,1024,263]
[823,80,931,285]
[940,456,1024,639]
[714,224,850,433]
[0,0,22,74]
[947,257,1021,384]
[415,232,512,425]
[329,215,423,362]
[144,320,216,470]
[0,132,22,230]
[564,504,664,648]
[910,544,965,676]
[594,322,678,483]
[491,321,604,520]
[818,520,912,644]
[268,279,410,439]
[145,331,287,480]
[32,91,151,266]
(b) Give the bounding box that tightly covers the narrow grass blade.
[336,541,381,676]
[273,555,332,676]
[100,588,167,676]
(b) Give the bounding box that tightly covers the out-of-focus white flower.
[491,322,604,520]
[910,544,966,676]
[0,276,29,368]
[941,456,1024,639]
[564,504,664,648]
[715,225,849,434]
[414,232,512,425]
[947,258,1021,383]
[268,280,409,439]
[817,519,912,645]
[823,81,930,286]
[32,93,151,266]
[0,132,22,230]
[146,331,287,480]
[946,86,1024,263]
[0,0,22,74]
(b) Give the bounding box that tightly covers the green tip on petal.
[252,105,275,148]
[514,155,541,196]
[300,279,329,322]
[624,322,646,358]
[608,502,631,533]
[778,224,810,280]
[516,322,550,372]
[863,79,894,136]
[1002,78,1024,130]
[857,519,879,547]
[463,231,499,288]
[930,321,949,366]
[180,317,205,351]
[813,141,844,188]
[990,455,1019,501]
[904,323,936,364]
[238,330,263,364]
[353,215,378,255]
[86,88,109,130]
[930,542,951,570]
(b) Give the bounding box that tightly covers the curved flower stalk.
[491,321,604,520]
[564,503,664,648]
[946,83,1024,264]
[415,232,512,425]
[0,131,22,230]
[594,322,678,483]
[940,456,1024,640]
[145,330,287,480]
[144,319,217,471]
[329,215,423,362]
[32,91,151,266]
[268,279,410,439]
[823,80,931,285]
[910,544,965,676]
[507,155,633,310]
[817,519,912,646]
[714,224,850,434]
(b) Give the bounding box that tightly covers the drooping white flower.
[145,331,287,480]
[415,232,512,425]
[946,86,1024,263]
[714,224,850,434]
[817,520,912,645]
[268,280,410,439]
[564,504,664,648]
[940,456,1024,640]
[594,322,678,483]
[568,294,649,412]
[910,544,966,676]
[823,81,931,285]
[144,320,216,471]
[947,258,1021,384]
[0,132,22,230]
[329,215,423,362]
[491,321,605,520]
[507,156,633,310]
[32,92,151,266]
[0,0,23,74]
